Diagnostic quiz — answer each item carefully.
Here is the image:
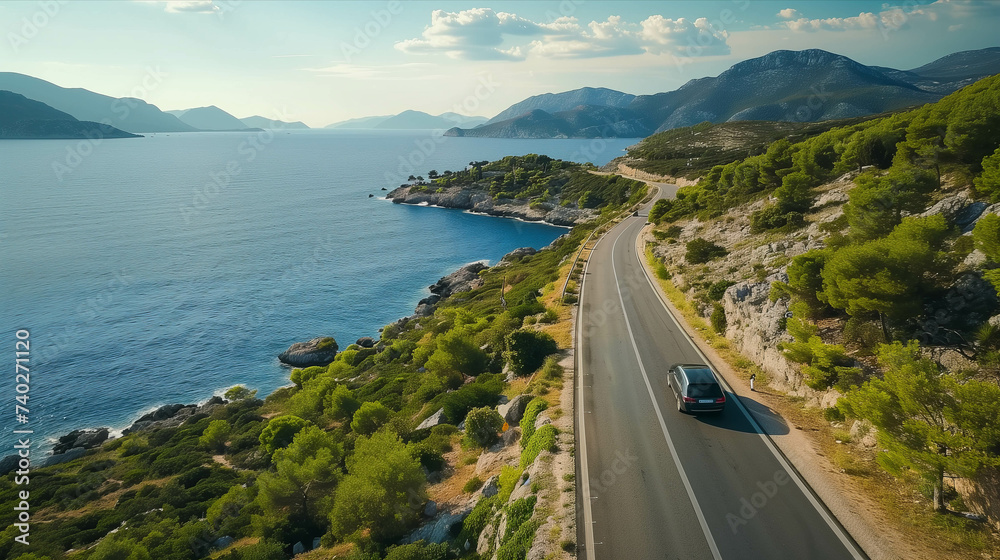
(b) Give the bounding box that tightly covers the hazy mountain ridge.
[0,90,140,139]
[325,110,487,129]
[448,47,1000,139]
[0,72,194,133]
[168,105,250,131]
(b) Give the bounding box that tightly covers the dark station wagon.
[667,363,727,413]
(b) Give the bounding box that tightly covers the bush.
[503,496,537,542]
[750,204,804,233]
[505,329,559,376]
[437,379,504,424]
[224,385,257,401]
[710,304,727,334]
[351,402,392,435]
[199,419,230,453]
[497,465,523,502]
[259,415,309,455]
[707,280,735,301]
[685,238,727,264]
[519,398,549,448]
[383,542,449,560]
[521,424,557,468]
[463,476,484,493]
[325,385,361,421]
[465,407,505,447]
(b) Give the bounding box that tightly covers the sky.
[2,0,999,127]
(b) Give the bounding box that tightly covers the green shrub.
[466,406,505,447]
[325,384,361,421]
[351,402,392,435]
[685,238,727,264]
[437,378,504,424]
[520,424,557,468]
[710,304,727,334]
[519,398,549,448]
[461,496,497,542]
[707,280,735,301]
[505,329,558,376]
[259,415,309,455]
[463,476,483,493]
[383,542,449,560]
[503,496,537,542]
[750,204,804,233]
[199,419,230,453]
[495,519,541,560]
[497,465,523,502]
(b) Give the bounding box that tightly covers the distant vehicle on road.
[667,363,726,413]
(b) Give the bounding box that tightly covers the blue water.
[0,129,639,449]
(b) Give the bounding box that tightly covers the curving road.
[574,193,868,560]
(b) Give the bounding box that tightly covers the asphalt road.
[575,198,868,560]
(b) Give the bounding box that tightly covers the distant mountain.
[448,105,651,139]
[0,72,194,133]
[486,87,635,124]
[0,90,139,139]
[325,115,393,129]
[169,105,249,131]
[449,47,1000,138]
[240,115,310,129]
[325,111,487,129]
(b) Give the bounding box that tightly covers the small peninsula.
[386,154,646,226]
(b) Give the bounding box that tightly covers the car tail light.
[682,397,697,403]
[715,397,726,404]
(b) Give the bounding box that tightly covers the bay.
[0,129,639,448]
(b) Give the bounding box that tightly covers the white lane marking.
[610,223,724,560]
[632,225,868,560]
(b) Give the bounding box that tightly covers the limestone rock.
[355,336,375,348]
[497,393,533,425]
[480,475,499,498]
[417,408,447,431]
[500,247,537,264]
[404,504,474,544]
[424,500,438,517]
[278,336,338,367]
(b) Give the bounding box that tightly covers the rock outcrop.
[430,262,487,298]
[52,428,109,455]
[278,336,338,367]
[497,394,533,425]
[124,398,225,434]
[387,185,595,226]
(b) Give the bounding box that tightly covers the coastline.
[24,220,561,465]
[386,184,596,227]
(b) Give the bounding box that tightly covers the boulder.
[41,447,86,467]
[480,475,499,498]
[292,542,305,555]
[417,408,447,431]
[500,247,537,264]
[424,500,438,517]
[125,401,224,434]
[53,428,110,455]
[497,394,533,425]
[278,336,338,367]
[429,262,487,298]
[404,505,473,544]
[212,536,234,550]
[355,336,375,348]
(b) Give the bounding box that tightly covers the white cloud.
[396,10,730,61]
[777,8,800,20]
[137,1,220,14]
[778,0,1000,34]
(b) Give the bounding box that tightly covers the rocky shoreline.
[4,245,545,473]
[386,184,594,226]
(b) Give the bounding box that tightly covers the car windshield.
[687,383,724,398]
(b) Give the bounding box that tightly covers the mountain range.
[445,47,1000,139]
[325,110,487,130]
[0,90,139,139]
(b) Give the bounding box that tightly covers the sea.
[0,129,640,451]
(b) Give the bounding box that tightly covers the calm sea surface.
[0,129,639,448]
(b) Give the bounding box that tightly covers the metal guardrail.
[560,228,597,302]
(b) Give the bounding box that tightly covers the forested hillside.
[645,73,1000,552]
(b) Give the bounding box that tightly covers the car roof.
[672,364,718,383]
